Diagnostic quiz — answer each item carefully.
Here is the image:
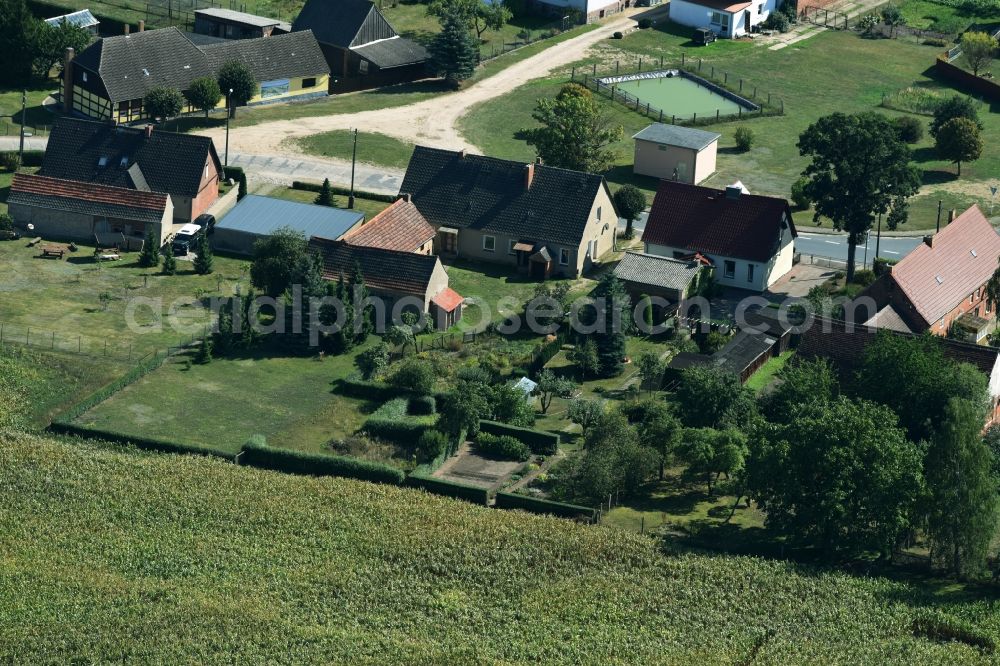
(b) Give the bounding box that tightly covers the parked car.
[694,27,717,45]
[172,222,206,255]
[194,213,216,235]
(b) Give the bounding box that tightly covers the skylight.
[142,68,150,76]
[935,276,944,285]
[97,156,108,167]
[971,249,978,257]
[119,156,129,168]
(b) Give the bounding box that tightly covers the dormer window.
[119,156,128,168]
[142,68,150,76]
[97,156,108,168]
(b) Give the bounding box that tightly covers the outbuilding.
[212,195,364,255]
[632,123,720,184]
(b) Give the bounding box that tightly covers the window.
[483,235,495,252]
[559,248,570,265]
[302,77,317,88]
[508,239,517,255]
[82,72,88,82]
[747,264,755,283]
[988,301,993,314]
[724,260,735,279]
[359,60,369,75]
[596,206,602,221]
[757,3,763,13]
[657,145,668,151]
[710,11,730,29]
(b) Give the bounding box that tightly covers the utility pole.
[875,212,882,260]
[936,200,942,233]
[18,90,26,167]
[349,128,358,208]
[224,88,233,168]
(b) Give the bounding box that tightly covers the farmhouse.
[642,180,795,292]
[613,251,705,321]
[40,117,221,225]
[632,123,720,184]
[44,9,99,35]
[63,26,329,122]
[7,173,173,247]
[211,195,364,255]
[529,0,627,23]
[292,0,428,92]
[309,237,463,326]
[857,205,1000,341]
[343,196,436,255]
[669,0,782,38]
[400,146,617,279]
[193,8,291,40]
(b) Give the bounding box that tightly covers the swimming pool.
[597,70,757,122]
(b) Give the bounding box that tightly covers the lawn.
[6,430,1000,662]
[459,29,1000,230]
[0,81,60,138]
[895,0,1000,33]
[265,184,391,219]
[0,240,247,359]
[292,130,415,170]
[73,340,380,455]
[745,350,793,392]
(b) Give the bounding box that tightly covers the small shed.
[632,123,721,185]
[613,251,703,321]
[45,9,99,34]
[212,195,364,255]
[666,330,776,385]
[513,376,538,397]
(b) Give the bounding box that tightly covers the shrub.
[240,441,405,484]
[790,177,811,209]
[417,429,449,462]
[336,377,414,401]
[291,181,396,203]
[734,126,754,152]
[389,358,436,395]
[638,18,652,29]
[409,395,437,415]
[363,398,435,444]
[0,212,13,232]
[494,492,597,521]
[893,115,924,144]
[763,11,790,32]
[1,152,20,172]
[612,31,623,39]
[476,432,532,461]
[923,37,947,48]
[479,420,560,455]
[873,256,898,277]
[851,269,876,287]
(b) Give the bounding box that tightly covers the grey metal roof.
[351,36,427,68]
[45,9,99,28]
[216,195,364,241]
[632,123,721,151]
[613,251,701,292]
[194,8,282,27]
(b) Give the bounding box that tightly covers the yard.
[291,130,415,170]
[260,183,391,219]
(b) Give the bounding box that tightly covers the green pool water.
[613,76,746,119]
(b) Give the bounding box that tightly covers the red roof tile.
[344,198,436,253]
[886,205,1000,327]
[642,181,795,263]
[11,172,168,210]
[431,287,463,312]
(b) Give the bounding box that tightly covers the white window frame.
[508,239,517,255]
[359,60,369,75]
[559,248,570,265]
[724,260,736,279]
[710,11,730,29]
[747,264,755,283]
[483,235,495,252]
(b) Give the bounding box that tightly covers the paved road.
[796,232,923,262]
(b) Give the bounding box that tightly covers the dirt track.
[196,9,655,157]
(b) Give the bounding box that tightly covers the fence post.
[129,344,132,362]
[724,72,728,84]
[716,109,720,121]
[781,99,784,114]
[753,86,757,98]
[78,336,82,353]
[1,323,4,345]
[592,62,597,75]
[659,109,663,122]
[672,114,676,124]
[51,331,55,349]
[768,92,771,105]
[739,79,743,91]
[693,112,697,123]
[699,58,702,71]
[680,53,684,66]
[638,57,642,72]
[711,65,714,78]
[26,328,29,346]
[738,107,742,117]
[615,60,619,75]
[662,55,666,68]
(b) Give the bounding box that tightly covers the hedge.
[240,442,405,484]
[406,472,491,505]
[336,377,414,401]
[50,423,234,460]
[475,432,531,461]
[291,180,397,203]
[362,398,435,444]
[479,420,559,455]
[528,334,565,374]
[53,352,168,425]
[494,492,597,522]
[0,150,44,167]
[409,395,436,415]
[223,166,247,200]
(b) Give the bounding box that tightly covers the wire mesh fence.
[0,321,203,363]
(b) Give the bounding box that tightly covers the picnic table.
[40,245,67,259]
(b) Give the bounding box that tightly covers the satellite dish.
[27,224,34,231]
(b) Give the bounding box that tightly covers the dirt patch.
[434,443,524,490]
[766,263,837,300]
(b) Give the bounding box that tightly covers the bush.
[763,11,790,32]
[223,166,247,200]
[851,269,876,287]
[790,177,811,209]
[389,358,436,395]
[240,441,405,484]
[1,152,20,172]
[893,115,924,144]
[734,126,754,152]
[291,180,396,203]
[336,377,413,401]
[475,432,532,461]
[0,150,43,168]
[495,492,597,521]
[417,429,449,462]
[406,472,491,504]
[612,31,623,39]
[924,37,947,47]
[638,18,652,29]
[479,420,560,455]
[409,395,437,415]
[873,256,898,277]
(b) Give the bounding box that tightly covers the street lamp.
[348,128,358,208]
[18,90,26,168]
[224,88,233,168]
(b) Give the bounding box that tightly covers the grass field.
[895,0,1000,33]
[3,430,1000,662]
[0,240,246,359]
[292,130,415,170]
[73,341,378,455]
[263,184,391,219]
[459,29,1000,230]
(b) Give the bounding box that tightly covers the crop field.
[2,431,999,663]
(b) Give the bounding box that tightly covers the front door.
[744,9,751,33]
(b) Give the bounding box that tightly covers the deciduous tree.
[568,397,605,436]
[930,95,981,139]
[143,87,184,122]
[251,228,309,296]
[961,31,998,77]
[32,19,91,79]
[217,60,257,106]
[185,77,222,117]
[355,342,390,379]
[935,116,982,177]
[522,84,623,173]
[537,369,577,414]
[675,366,755,428]
[612,185,646,239]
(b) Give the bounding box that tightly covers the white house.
[641,180,796,292]
[669,0,780,38]
[530,0,628,23]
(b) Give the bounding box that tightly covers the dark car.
[694,27,717,45]
[172,222,206,256]
[194,213,216,235]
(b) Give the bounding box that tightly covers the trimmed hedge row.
[336,377,414,401]
[51,423,234,460]
[362,397,435,444]
[53,352,168,425]
[409,395,436,415]
[479,420,559,455]
[495,492,597,522]
[475,432,531,462]
[223,166,248,200]
[406,473,491,505]
[528,334,565,374]
[240,442,405,484]
[1,150,44,167]
[291,180,397,203]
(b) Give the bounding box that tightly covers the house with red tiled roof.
[7,173,173,246]
[858,205,1000,341]
[669,0,781,38]
[641,180,796,292]
[343,196,435,255]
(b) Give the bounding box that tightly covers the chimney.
[138,20,145,31]
[62,47,75,114]
[923,235,934,248]
[948,209,957,224]
[458,149,466,159]
[535,157,542,165]
[725,185,742,200]
[399,193,411,203]
[144,124,153,139]
[124,23,130,35]
[524,162,535,190]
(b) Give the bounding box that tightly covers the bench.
[41,246,65,259]
[26,236,42,247]
[97,252,120,261]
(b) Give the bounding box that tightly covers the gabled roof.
[194,7,282,27]
[642,180,795,263]
[613,251,701,292]
[309,236,441,297]
[292,0,394,47]
[677,0,752,11]
[9,173,168,223]
[351,37,427,69]
[216,195,363,240]
[633,123,721,151]
[45,8,99,28]
[71,27,328,103]
[400,146,612,247]
[344,198,435,252]
[40,117,221,198]
[883,205,1000,327]
[864,304,915,334]
[432,287,464,313]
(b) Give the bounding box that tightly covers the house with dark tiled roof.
[343,196,436,254]
[292,0,427,92]
[309,236,462,327]
[40,117,221,224]
[400,146,618,279]
[63,26,329,123]
[7,173,173,246]
[857,205,1000,341]
[642,180,796,292]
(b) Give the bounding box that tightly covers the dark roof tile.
[9,173,168,223]
[309,236,440,297]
